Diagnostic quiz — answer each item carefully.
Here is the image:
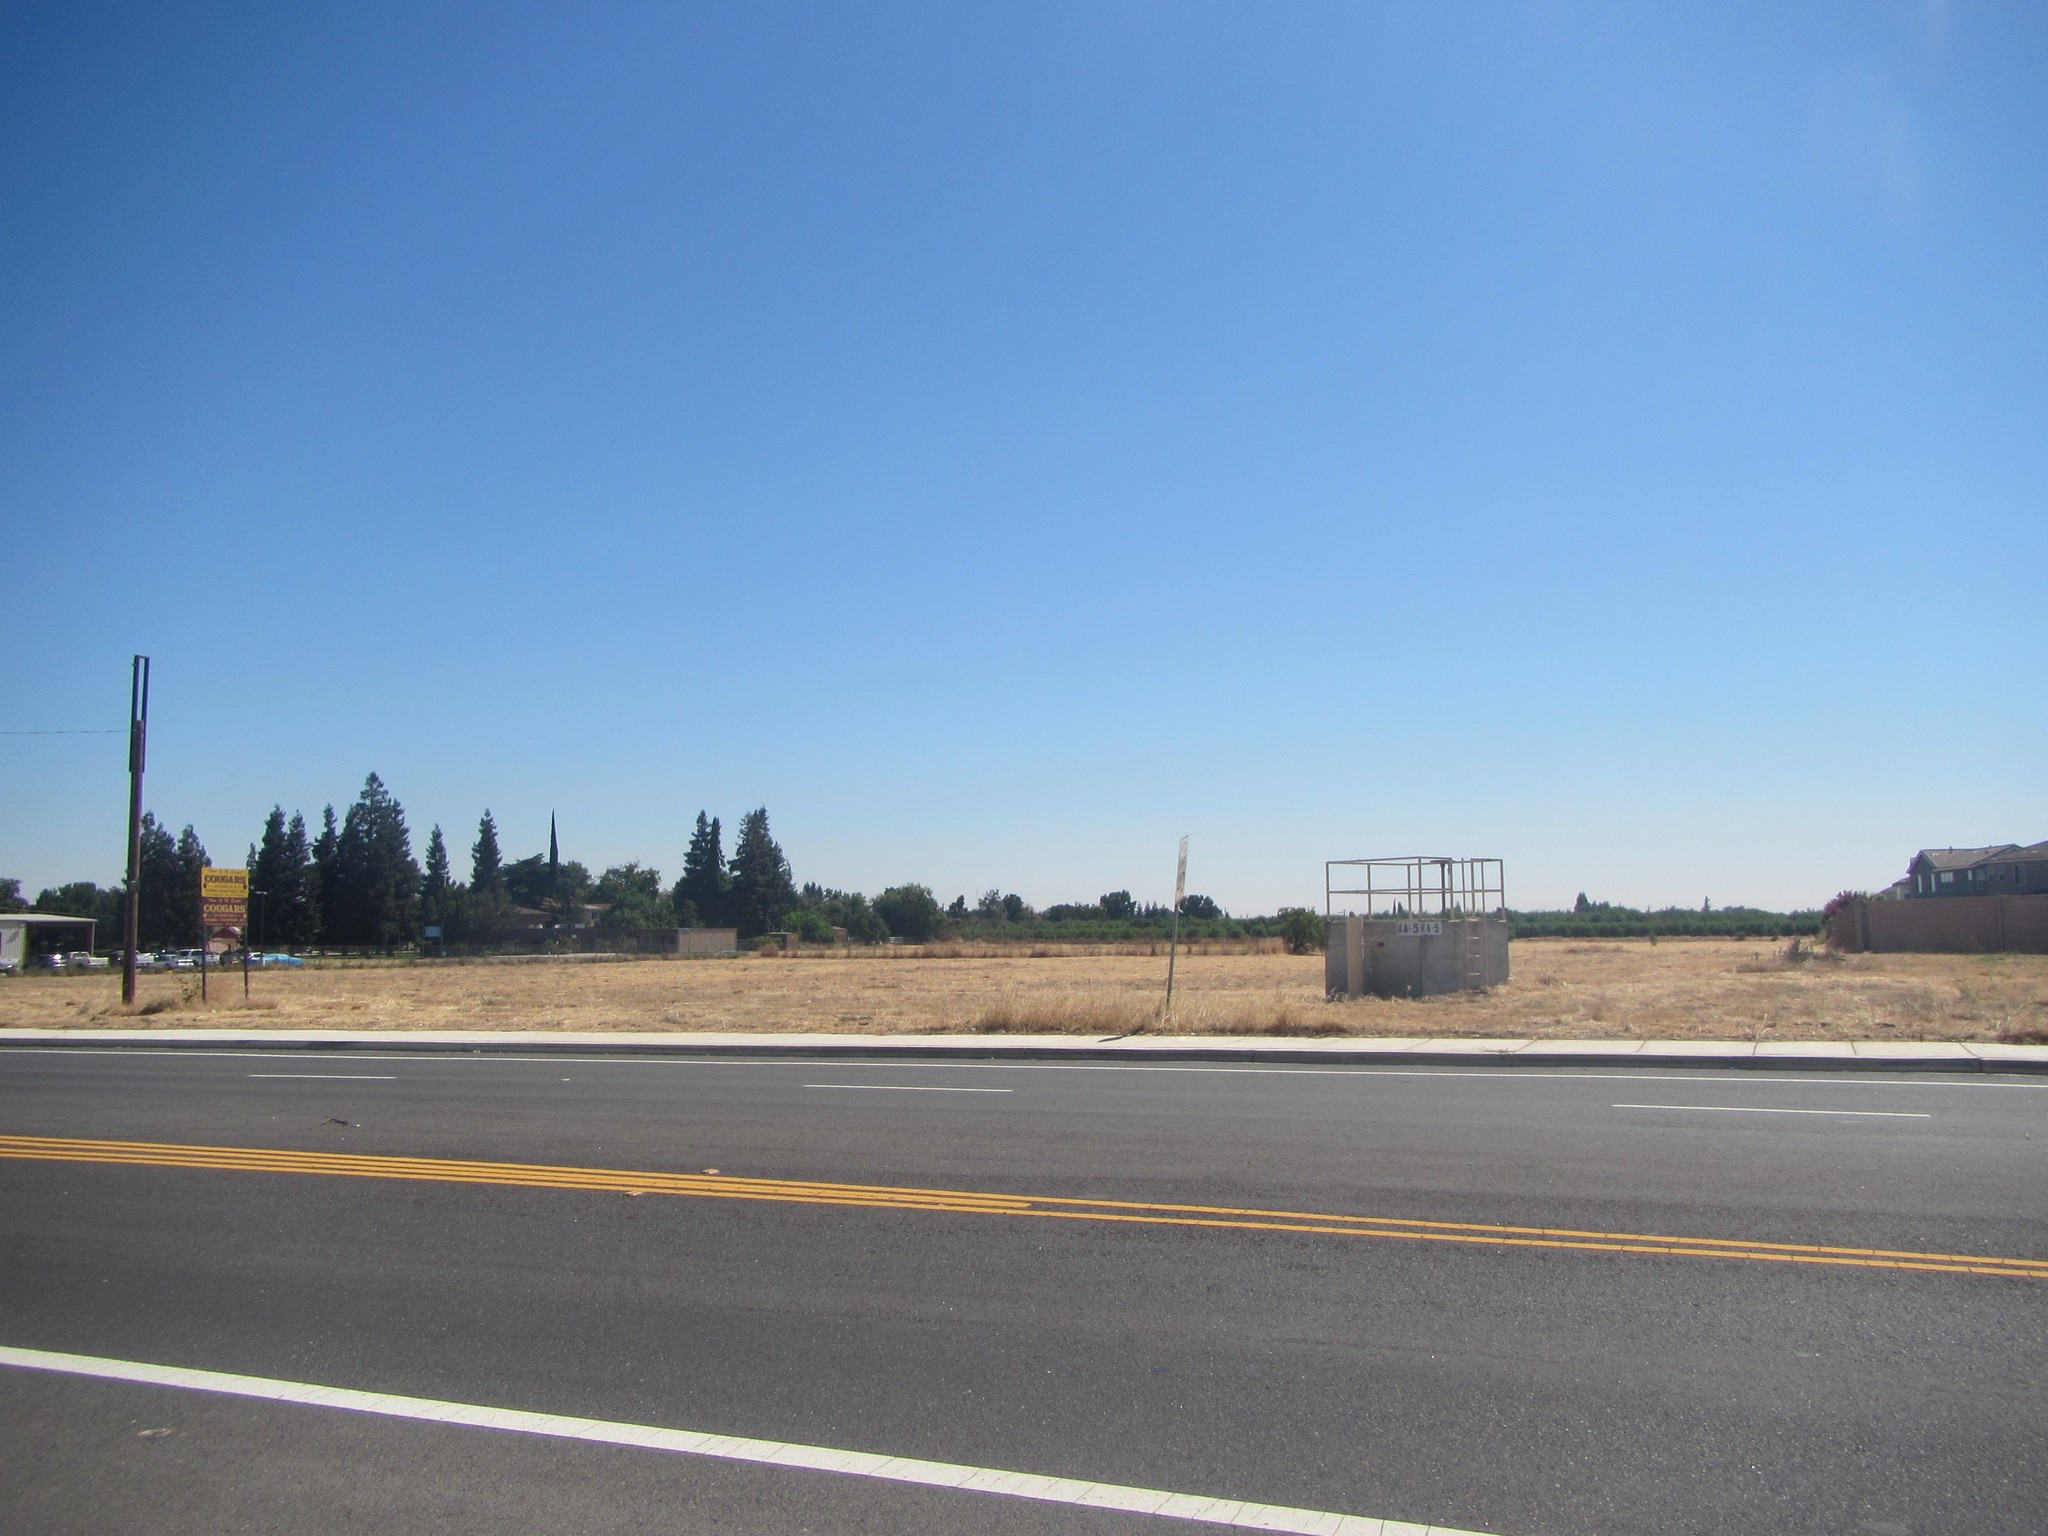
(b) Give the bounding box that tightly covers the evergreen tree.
[135,817,206,949]
[471,811,504,892]
[134,819,176,950]
[548,813,560,913]
[421,824,459,936]
[727,807,796,941]
[134,813,176,947]
[674,812,728,928]
[311,805,341,945]
[174,826,208,944]
[330,773,421,950]
[249,807,292,947]
[274,811,316,947]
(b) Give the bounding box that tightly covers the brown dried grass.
[3,938,2044,1041]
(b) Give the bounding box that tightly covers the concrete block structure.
[1324,856,1509,999]
[675,927,740,957]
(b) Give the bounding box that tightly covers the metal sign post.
[1165,835,1189,1018]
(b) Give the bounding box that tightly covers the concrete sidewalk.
[3,1028,2045,1073]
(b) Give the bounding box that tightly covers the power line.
[0,728,125,735]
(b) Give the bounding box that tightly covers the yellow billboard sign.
[200,866,249,933]
[200,867,249,899]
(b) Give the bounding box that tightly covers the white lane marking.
[247,1074,398,1080]
[1613,1104,1931,1119]
[0,1345,1495,1536]
[7,1049,2039,1091]
[802,1084,1012,1094]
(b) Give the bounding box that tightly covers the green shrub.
[1276,907,1325,955]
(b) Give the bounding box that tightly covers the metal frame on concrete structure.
[1325,856,1505,920]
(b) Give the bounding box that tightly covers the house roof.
[2006,840,2048,862]
[1912,845,2017,872]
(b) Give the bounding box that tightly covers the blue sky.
[3,1,2041,914]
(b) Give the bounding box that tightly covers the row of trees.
[5,781,1821,954]
[3,815,210,950]
[7,772,1261,953]
[1505,895,1821,939]
[240,786,817,950]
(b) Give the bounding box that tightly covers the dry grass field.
[4,938,2046,1042]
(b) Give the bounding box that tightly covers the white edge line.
[801,1084,1012,1093]
[2,1047,2036,1090]
[1612,1104,1931,1118]
[246,1074,398,1080]
[0,1345,1500,1536]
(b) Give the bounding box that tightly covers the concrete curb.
[3,1029,2045,1074]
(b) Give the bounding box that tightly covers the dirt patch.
[2,939,2044,1040]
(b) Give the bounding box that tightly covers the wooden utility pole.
[121,656,149,1007]
[1165,835,1189,1017]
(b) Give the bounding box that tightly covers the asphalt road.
[2,1046,2044,1535]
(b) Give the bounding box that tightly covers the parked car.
[253,952,306,969]
[65,951,110,970]
[27,953,65,971]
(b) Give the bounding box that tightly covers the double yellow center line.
[3,1133,2042,1280]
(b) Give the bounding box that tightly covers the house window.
[1940,871,1954,884]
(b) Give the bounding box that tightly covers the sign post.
[199,866,250,1003]
[1165,835,1189,1020]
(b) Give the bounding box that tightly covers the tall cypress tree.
[547,813,561,923]
[728,807,796,942]
[471,811,504,892]
[674,812,727,928]
[311,805,340,946]
[421,824,456,936]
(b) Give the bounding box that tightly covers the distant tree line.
[8,776,947,952]
[5,787,1820,954]
[1506,893,1821,939]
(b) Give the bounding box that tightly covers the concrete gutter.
[2,1029,2045,1074]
